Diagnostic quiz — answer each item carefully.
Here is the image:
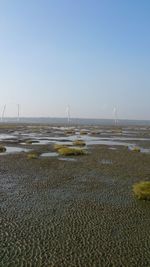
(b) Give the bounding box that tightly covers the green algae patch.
[54,144,68,151]
[27,152,39,159]
[58,147,85,156]
[80,131,88,135]
[73,140,86,146]
[112,128,122,133]
[0,145,6,153]
[131,146,141,152]
[65,130,75,135]
[133,181,150,200]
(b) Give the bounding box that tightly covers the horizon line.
[1,116,150,122]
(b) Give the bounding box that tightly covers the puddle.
[52,126,75,131]
[0,134,17,140]
[140,148,150,154]
[101,159,113,165]
[0,146,30,155]
[109,147,117,150]
[128,146,150,154]
[23,137,73,146]
[1,130,150,154]
[109,137,150,141]
[41,152,59,157]
[25,140,40,144]
[86,140,132,147]
[58,157,77,162]
[19,134,150,151]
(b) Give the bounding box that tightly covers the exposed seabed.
[0,123,150,266]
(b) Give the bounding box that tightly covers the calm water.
[1,117,150,126]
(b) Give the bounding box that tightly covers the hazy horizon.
[1,115,150,123]
[1,1,150,120]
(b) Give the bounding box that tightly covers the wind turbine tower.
[66,105,71,124]
[1,104,6,122]
[113,106,118,126]
[17,104,20,121]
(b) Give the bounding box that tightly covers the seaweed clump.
[54,144,68,151]
[65,130,75,135]
[73,140,86,146]
[58,147,85,156]
[131,146,141,152]
[133,181,150,200]
[27,152,39,159]
[80,131,88,135]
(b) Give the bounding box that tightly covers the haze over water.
[1,117,150,126]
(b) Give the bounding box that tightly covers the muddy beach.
[0,124,150,267]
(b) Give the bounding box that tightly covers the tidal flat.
[0,124,150,267]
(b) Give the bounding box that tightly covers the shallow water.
[0,146,29,155]
[109,147,117,150]
[140,148,150,153]
[101,159,113,165]
[128,145,150,154]
[58,157,77,162]
[0,134,17,140]
[88,140,131,146]
[1,130,150,154]
[41,152,59,157]
[22,135,140,148]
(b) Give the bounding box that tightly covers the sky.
[0,0,150,120]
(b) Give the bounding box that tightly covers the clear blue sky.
[0,0,150,119]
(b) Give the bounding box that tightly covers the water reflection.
[41,152,59,157]
[0,146,30,155]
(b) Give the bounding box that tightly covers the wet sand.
[0,124,150,266]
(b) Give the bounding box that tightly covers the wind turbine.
[113,106,118,126]
[66,105,71,124]
[17,104,20,121]
[1,104,6,122]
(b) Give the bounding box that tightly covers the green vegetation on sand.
[73,140,86,146]
[133,181,150,200]
[54,144,68,151]
[58,147,85,156]
[80,131,88,135]
[27,152,39,159]
[131,146,141,152]
[65,130,75,135]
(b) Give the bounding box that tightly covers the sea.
[0,117,150,126]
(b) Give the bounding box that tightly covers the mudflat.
[0,124,150,267]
